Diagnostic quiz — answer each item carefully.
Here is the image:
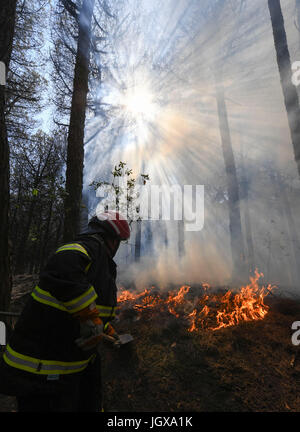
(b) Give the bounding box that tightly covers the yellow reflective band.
[56,243,91,259]
[31,285,98,314]
[31,286,67,312]
[64,286,98,314]
[3,344,96,375]
[96,305,117,318]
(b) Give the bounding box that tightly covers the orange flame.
[117,270,275,332]
[166,285,190,318]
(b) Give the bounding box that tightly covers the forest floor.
[0,275,300,412]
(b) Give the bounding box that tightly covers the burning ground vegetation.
[102,271,300,412]
[0,272,300,412]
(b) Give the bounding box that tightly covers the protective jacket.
[2,234,117,379]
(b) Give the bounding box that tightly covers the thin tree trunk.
[240,140,255,274]
[11,175,23,227]
[55,216,63,248]
[144,220,153,256]
[0,0,17,315]
[80,192,89,233]
[135,220,141,262]
[277,173,300,288]
[269,169,294,286]
[29,232,40,275]
[177,186,185,258]
[215,78,245,283]
[33,208,43,273]
[178,220,185,258]
[296,0,300,46]
[39,199,54,271]
[268,0,300,177]
[63,0,95,242]
[15,195,37,274]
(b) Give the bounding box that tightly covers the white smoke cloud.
[83,0,300,295]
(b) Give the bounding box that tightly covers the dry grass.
[102,295,300,412]
[1,277,300,412]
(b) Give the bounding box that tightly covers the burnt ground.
[1,275,300,412]
[102,295,300,412]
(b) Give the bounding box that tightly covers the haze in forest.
[77,0,300,296]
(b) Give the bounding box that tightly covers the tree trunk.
[215,79,245,283]
[276,173,300,288]
[177,186,185,258]
[135,220,141,262]
[268,0,300,177]
[296,0,300,45]
[268,169,294,286]
[240,140,255,274]
[15,195,37,274]
[39,199,54,271]
[55,216,63,249]
[63,0,95,242]
[0,0,17,315]
[80,191,89,233]
[144,220,153,256]
[178,220,185,258]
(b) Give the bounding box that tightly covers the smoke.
[117,235,232,291]
[83,0,300,295]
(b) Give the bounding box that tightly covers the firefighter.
[0,210,130,412]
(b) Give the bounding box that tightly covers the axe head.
[118,333,134,345]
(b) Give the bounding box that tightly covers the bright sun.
[122,84,157,121]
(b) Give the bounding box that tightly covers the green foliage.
[90,161,150,225]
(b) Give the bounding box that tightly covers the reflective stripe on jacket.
[31,285,98,314]
[4,344,96,375]
[3,235,118,379]
[31,286,117,318]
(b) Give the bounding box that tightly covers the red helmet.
[89,210,130,241]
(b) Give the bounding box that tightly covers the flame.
[166,285,190,318]
[118,288,151,303]
[118,290,137,302]
[208,270,273,331]
[117,270,275,332]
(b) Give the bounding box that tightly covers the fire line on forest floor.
[117,270,276,332]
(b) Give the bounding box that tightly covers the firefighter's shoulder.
[55,242,91,260]
[53,236,103,266]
